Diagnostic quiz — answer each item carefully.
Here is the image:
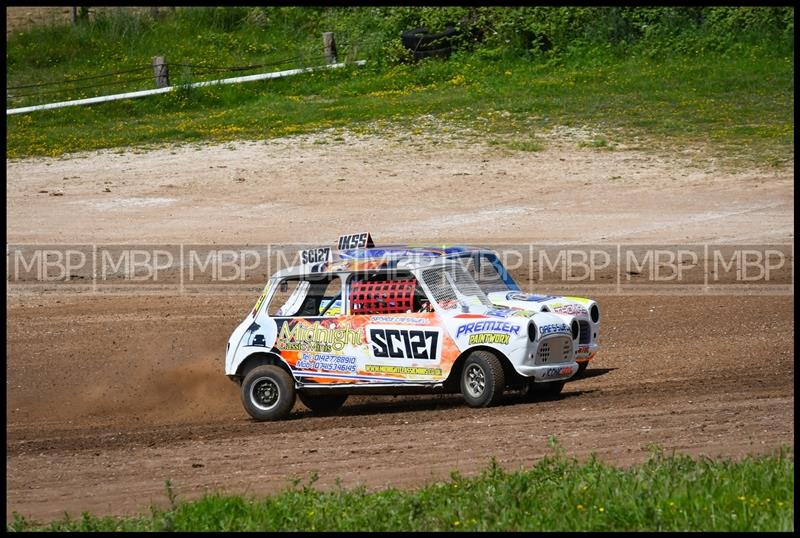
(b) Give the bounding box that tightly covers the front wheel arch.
[444,346,519,392]
[235,351,294,384]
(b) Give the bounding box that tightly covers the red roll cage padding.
[349,279,417,315]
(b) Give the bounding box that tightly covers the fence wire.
[7,54,335,103]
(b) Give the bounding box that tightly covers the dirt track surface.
[6,134,794,522]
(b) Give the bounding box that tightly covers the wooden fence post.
[152,56,170,88]
[71,7,78,25]
[323,32,337,64]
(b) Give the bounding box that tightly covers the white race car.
[225,234,594,421]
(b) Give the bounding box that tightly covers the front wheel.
[577,361,589,375]
[241,365,296,421]
[298,393,348,415]
[460,351,505,408]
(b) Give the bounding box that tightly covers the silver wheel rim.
[250,376,280,411]
[465,363,486,398]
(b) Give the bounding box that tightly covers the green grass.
[7,445,794,532]
[5,8,794,168]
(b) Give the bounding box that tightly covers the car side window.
[268,276,342,317]
[348,271,428,314]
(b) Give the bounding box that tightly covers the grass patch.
[7,445,794,531]
[506,139,545,152]
[579,136,614,150]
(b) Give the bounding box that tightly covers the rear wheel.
[460,351,505,407]
[577,361,589,375]
[241,365,295,421]
[298,393,348,415]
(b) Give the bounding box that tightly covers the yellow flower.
[453,521,460,526]
[576,504,584,510]
[598,507,605,513]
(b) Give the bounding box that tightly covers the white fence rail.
[6,60,366,116]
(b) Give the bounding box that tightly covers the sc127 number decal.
[367,326,441,360]
[338,232,375,250]
[299,247,331,264]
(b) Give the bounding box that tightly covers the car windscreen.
[420,263,493,310]
[455,253,518,294]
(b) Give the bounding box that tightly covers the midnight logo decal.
[368,327,441,361]
[276,320,361,352]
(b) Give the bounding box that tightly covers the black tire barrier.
[401,26,458,60]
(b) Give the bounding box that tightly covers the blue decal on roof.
[339,246,471,259]
[506,292,556,302]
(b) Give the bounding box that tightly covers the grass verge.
[7,444,794,531]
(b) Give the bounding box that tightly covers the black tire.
[460,350,505,407]
[401,26,457,51]
[577,361,589,375]
[522,379,565,401]
[298,393,348,415]
[240,365,295,421]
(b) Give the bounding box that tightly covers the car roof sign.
[337,232,374,250]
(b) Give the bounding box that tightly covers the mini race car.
[225,233,592,421]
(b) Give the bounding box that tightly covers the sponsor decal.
[319,298,341,316]
[338,232,374,250]
[300,247,332,264]
[365,364,442,376]
[453,313,489,319]
[484,308,514,318]
[252,282,271,317]
[244,321,268,347]
[368,326,441,360]
[456,320,521,338]
[506,292,556,302]
[563,296,592,305]
[544,366,573,378]
[296,353,357,373]
[550,303,588,317]
[509,309,536,318]
[276,320,361,352]
[370,315,430,324]
[577,345,590,354]
[468,333,510,345]
[539,323,571,336]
